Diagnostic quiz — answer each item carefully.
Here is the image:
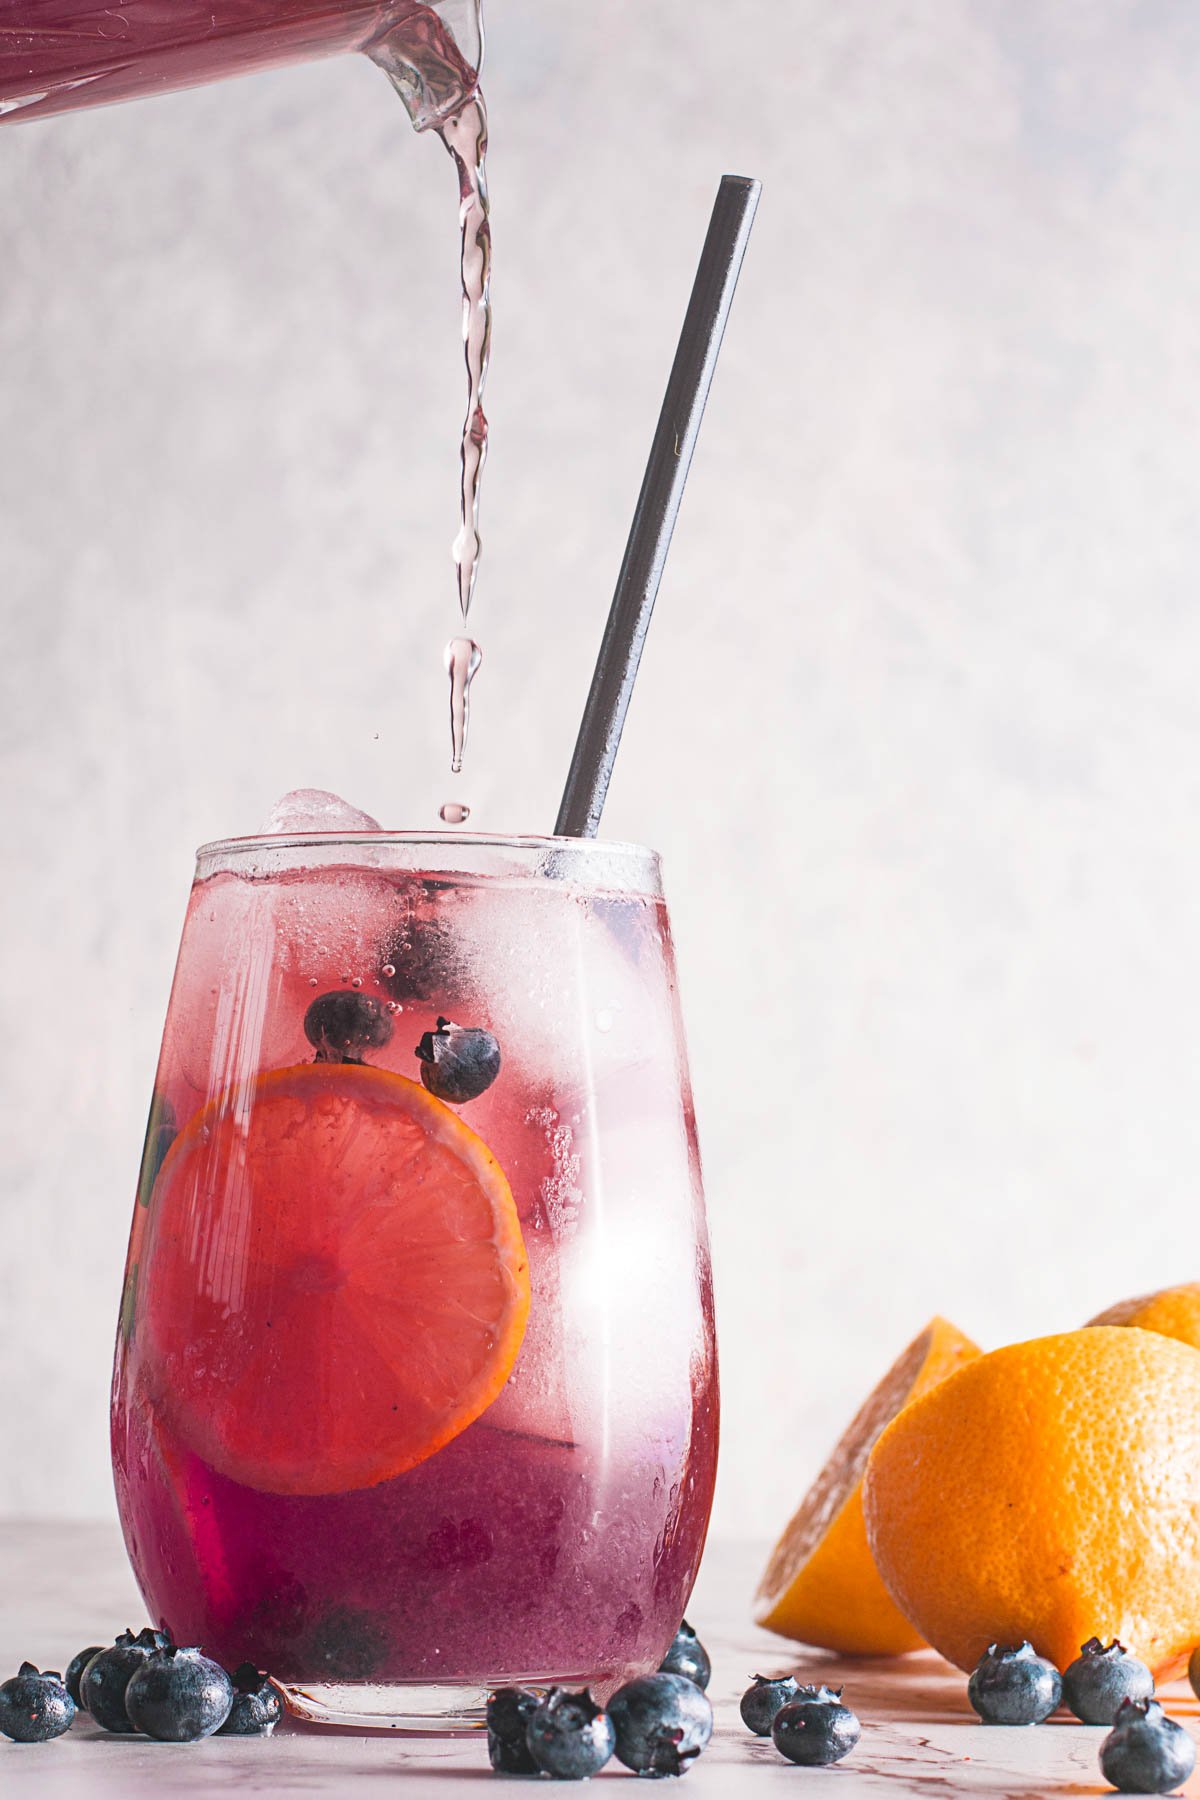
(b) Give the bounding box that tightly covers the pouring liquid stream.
[437,93,491,808]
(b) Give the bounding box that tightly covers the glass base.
[281,1673,618,1733]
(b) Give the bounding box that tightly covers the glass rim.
[196,830,660,862]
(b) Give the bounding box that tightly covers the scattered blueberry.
[486,1685,539,1774]
[415,1017,501,1103]
[740,1677,841,1737]
[772,1694,861,1767]
[658,1621,712,1691]
[217,1663,283,1736]
[526,1687,616,1780]
[1100,1697,1196,1794]
[967,1641,1063,1726]
[304,990,394,1063]
[124,1645,234,1742]
[608,1671,713,1778]
[740,1673,804,1736]
[64,1645,106,1711]
[0,1663,75,1742]
[81,1628,171,1734]
[1064,1638,1155,1725]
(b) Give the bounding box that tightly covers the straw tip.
[721,173,762,194]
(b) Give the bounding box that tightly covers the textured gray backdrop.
[3,1,1200,1547]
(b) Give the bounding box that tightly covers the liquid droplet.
[439,801,471,825]
[445,635,482,773]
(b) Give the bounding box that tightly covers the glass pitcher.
[111,832,719,1728]
[0,0,480,128]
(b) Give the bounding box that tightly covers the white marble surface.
[2,1523,1197,1796]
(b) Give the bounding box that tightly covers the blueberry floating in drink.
[658,1619,711,1691]
[608,1671,713,1777]
[81,1628,171,1734]
[415,1017,501,1103]
[967,1641,1062,1726]
[0,1663,75,1742]
[218,1663,283,1736]
[124,1644,234,1741]
[1064,1637,1155,1726]
[304,990,393,1064]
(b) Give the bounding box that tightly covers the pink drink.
[111,834,718,1727]
[0,0,478,127]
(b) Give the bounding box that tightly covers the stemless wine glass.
[111,832,719,1729]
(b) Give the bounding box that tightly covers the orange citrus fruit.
[1086,1281,1200,1352]
[863,1327,1200,1675]
[136,1062,530,1496]
[754,1317,979,1655]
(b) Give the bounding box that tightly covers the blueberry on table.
[81,1628,171,1734]
[486,1685,539,1773]
[64,1645,106,1710]
[415,1018,501,1103]
[217,1663,283,1736]
[741,1677,842,1737]
[967,1641,1062,1725]
[526,1687,616,1780]
[124,1645,233,1741]
[1100,1697,1196,1794]
[608,1671,713,1777]
[658,1620,712,1691]
[772,1694,861,1766]
[740,1673,804,1736]
[1064,1638,1155,1725]
[304,990,394,1063]
[0,1663,75,1742]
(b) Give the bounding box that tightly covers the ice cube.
[260,789,381,834]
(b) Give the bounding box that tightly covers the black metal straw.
[554,173,761,839]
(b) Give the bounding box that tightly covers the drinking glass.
[111,831,719,1728]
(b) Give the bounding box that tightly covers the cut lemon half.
[136,1062,530,1496]
[754,1316,978,1655]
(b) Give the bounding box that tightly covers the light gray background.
[3,1,1200,1547]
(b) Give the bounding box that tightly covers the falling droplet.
[445,635,482,774]
[439,801,471,825]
